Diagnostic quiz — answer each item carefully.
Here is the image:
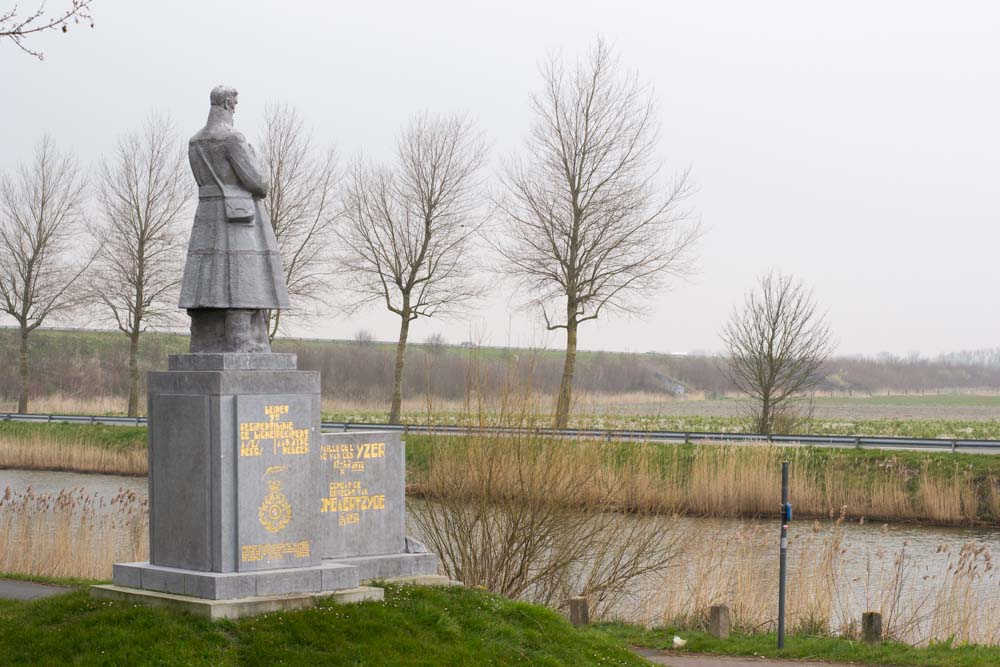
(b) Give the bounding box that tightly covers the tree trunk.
[554,316,579,429]
[389,304,411,424]
[126,330,141,418]
[17,327,29,413]
[759,394,771,435]
[266,308,281,342]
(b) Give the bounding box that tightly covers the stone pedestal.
[100,353,441,617]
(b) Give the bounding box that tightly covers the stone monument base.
[121,350,447,620]
[109,552,439,600]
[91,556,456,620]
[90,584,386,620]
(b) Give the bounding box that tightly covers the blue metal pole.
[778,460,790,649]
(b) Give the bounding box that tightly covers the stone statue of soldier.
[179,85,290,353]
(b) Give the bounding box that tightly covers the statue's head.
[209,85,239,114]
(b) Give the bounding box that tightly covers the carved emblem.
[258,480,292,533]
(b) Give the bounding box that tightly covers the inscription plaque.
[235,394,320,571]
[318,433,405,558]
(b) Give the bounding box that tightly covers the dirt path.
[632,647,864,666]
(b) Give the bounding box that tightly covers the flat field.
[4,391,1000,438]
[322,393,1000,439]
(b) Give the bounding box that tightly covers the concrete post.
[709,604,731,639]
[569,596,590,626]
[861,611,882,644]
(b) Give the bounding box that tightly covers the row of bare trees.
[2,39,706,427]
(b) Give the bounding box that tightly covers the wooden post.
[861,612,882,644]
[569,596,590,627]
[709,604,731,639]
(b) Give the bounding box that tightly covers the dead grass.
[0,485,147,580]
[644,517,1000,646]
[680,446,979,525]
[0,432,147,475]
[0,393,131,417]
[410,438,986,528]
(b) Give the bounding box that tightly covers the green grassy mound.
[0,584,644,666]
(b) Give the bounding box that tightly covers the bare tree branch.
[258,104,339,341]
[0,135,91,412]
[337,112,488,422]
[493,38,701,428]
[0,1,95,60]
[720,272,836,435]
[86,114,190,416]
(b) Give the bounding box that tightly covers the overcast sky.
[2,0,997,356]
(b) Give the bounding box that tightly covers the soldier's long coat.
[178,119,290,310]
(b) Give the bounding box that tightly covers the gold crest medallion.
[258,479,292,533]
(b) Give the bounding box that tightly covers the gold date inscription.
[319,441,385,474]
[239,403,310,457]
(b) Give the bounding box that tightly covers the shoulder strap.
[196,145,225,190]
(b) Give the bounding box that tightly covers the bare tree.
[1,0,94,59]
[88,115,190,417]
[258,104,339,341]
[495,39,700,428]
[720,272,835,435]
[0,135,90,412]
[339,112,487,423]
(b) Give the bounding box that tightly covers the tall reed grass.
[0,431,147,475]
[410,439,985,526]
[0,485,147,579]
[0,393,130,417]
[646,518,1000,646]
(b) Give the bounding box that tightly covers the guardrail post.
[951,440,957,454]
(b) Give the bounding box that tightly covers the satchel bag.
[196,145,256,224]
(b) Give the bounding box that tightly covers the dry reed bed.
[0,485,147,580]
[646,520,1000,646]
[411,438,991,526]
[0,432,147,476]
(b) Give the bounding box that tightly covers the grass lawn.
[5,578,1000,666]
[0,584,644,666]
[599,623,1000,667]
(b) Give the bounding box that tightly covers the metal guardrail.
[2,412,1000,454]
